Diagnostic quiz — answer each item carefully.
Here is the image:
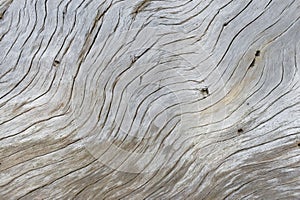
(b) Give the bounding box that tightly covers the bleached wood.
[0,0,300,199]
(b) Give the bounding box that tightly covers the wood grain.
[0,0,300,199]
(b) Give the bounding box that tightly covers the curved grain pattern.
[0,0,300,199]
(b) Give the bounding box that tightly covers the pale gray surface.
[0,0,300,199]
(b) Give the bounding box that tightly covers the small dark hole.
[223,22,228,27]
[238,128,243,133]
[298,143,300,147]
[255,50,260,57]
[53,60,60,66]
[201,87,209,95]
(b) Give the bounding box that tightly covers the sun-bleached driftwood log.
[0,0,300,199]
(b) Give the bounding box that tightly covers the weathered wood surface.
[0,0,300,199]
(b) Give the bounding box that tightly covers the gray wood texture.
[0,0,300,199]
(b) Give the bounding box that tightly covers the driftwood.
[0,0,300,199]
